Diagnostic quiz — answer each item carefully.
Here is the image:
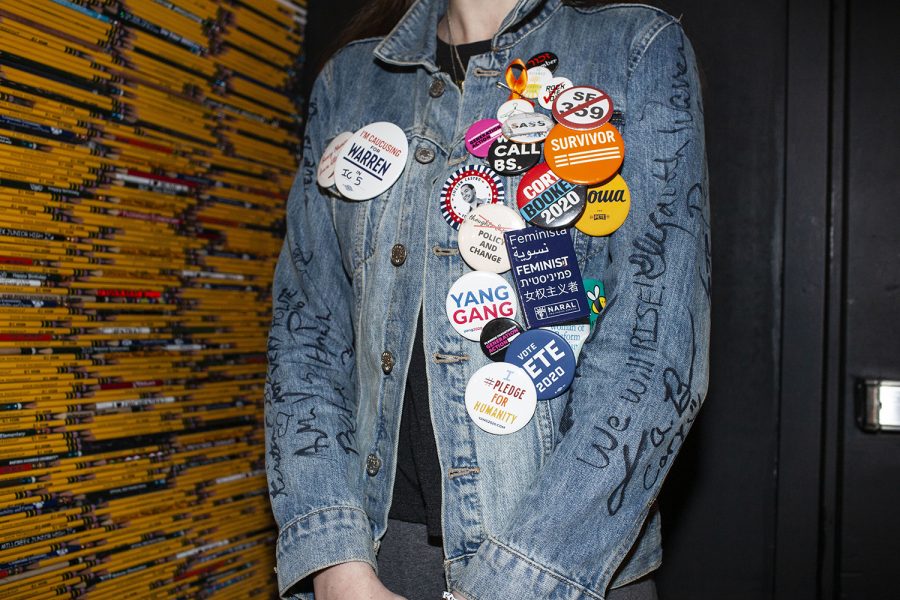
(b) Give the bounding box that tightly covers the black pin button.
[526,51,559,73]
[479,317,524,361]
[381,351,395,374]
[487,140,541,175]
[366,454,382,476]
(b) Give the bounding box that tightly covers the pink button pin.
[465,119,503,158]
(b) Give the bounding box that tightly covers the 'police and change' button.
[445,271,518,341]
[506,329,576,400]
[334,122,409,200]
[465,362,536,435]
[516,162,586,229]
[458,203,526,273]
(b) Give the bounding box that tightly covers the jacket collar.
[374,0,558,70]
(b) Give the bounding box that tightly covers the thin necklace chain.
[445,2,466,90]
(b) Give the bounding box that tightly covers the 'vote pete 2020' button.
[334,122,409,200]
[506,329,576,400]
[465,362,536,435]
[543,122,624,185]
[516,162,586,229]
[458,203,526,273]
[445,271,518,341]
[487,139,541,175]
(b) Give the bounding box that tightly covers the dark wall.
[302,1,781,598]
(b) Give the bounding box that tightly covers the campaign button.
[458,203,527,273]
[317,131,353,188]
[479,317,524,361]
[465,119,503,158]
[506,329,576,400]
[487,139,541,175]
[544,321,590,362]
[544,122,624,185]
[583,278,606,327]
[526,51,559,73]
[538,76,573,110]
[552,85,613,130]
[501,112,555,144]
[516,162,586,229]
[440,165,505,230]
[497,99,534,124]
[465,362,536,435]
[446,271,518,341]
[575,174,631,236]
[334,122,409,200]
[523,66,552,99]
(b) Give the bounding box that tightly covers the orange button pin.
[543,122,624,185]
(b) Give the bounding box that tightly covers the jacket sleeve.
[264,64,374,598]
[454,21,711,600]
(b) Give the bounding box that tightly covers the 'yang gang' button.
[487,139,541,176]
[479,317,524,361]
[334,122,409,200]
[516,162,586,229]
[458,203,526,273]
[465,362,536,435]
[506,329,576,400]
[445,271,518,341]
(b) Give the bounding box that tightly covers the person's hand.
[312,561,407,600]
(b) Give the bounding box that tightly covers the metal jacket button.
[381,351,395,374]
[415,146,435,164]
[390,244,407,266]
[366,454,382,476]
[429,78,445,98]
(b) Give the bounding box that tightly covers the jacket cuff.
[275,506,376,599]
[453,537,603,600]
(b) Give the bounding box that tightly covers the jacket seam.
[627,17,678,80]
[496,1,565,52]
[276,505,368,543]
[468,536,605,600]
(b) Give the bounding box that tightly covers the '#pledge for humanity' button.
[465,362,536,435]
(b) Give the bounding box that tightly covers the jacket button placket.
[381,351,395,374]
[428,78,445,98]
[365,454,381,476]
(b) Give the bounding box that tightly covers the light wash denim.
[265,1,710,598]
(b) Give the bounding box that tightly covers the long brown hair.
[324,0,622,70]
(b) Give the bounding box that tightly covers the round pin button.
[334,122,409,200]
[543,322,590,362]
[458,204,526,273]
[538,76,573,110]
[523,66,552,99]
[552,86,613,130]
[446,271,518,341]
[317,131,353,188]
[440,165,505,230]
[496,99,534,124]
[480,317,524,361]
[575,174,631,236]
[506,329,576,400]
[501,112,555,144]
[526,51,559,73]
[465,119,503,158]
[544,122,624,185]
[516,162,587,229]
[487,139,542,175]
[465,362,536,435]
[583,278,606,327]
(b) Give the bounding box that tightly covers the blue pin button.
[506,329,576,400]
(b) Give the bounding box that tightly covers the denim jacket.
[265,1,710,598]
